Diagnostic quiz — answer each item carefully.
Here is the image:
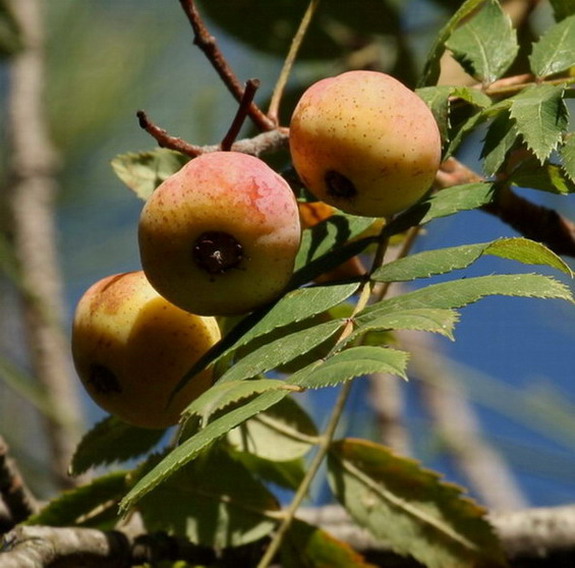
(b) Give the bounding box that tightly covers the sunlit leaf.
[358,273,574,323]
[509,84,569,162]
[328,439,506,568]
[420,0,487,86]
[530,14,575,77]
[445,0,518,83]
[291,346,409,389]
[373,238,572,282]
[70,415,166,476]
[560,133,575,182]
[481,112,520,175]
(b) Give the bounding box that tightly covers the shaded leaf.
[218,319,345,383]
[420,0,487,87]
[0,0,22,58]
[291,346,409,389]
[281,518,377,568]
[111,148,189,200]
[510,157,575,194]
[70,415,166,476]
[227,396,317,462]
[328,438,506,568]
[120,388,295,511]
[373,238,572,282]
[26,472,128,528]
[509,84,569,162]
[481,112,520,176]
[358,273,574,323]
[530,14,575,77]
[138,449,279,547]
[445,0,518,84]
[233,453,306,491]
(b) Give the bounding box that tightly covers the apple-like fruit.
[289,70,442,218]
[138,151,301,316]
[71,270,221,429]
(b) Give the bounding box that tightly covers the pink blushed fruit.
[138,151,301,316]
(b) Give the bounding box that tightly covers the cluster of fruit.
[71,71,442,429]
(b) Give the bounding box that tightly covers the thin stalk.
[267,0,321,124]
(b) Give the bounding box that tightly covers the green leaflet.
[508,84,569,162]
[445,0,518,84]
[358,273,574,323]
[111,148,189,200]
[372,237,572,283]
[327,439,506,568]
[420,0,487,87]
[530,14,575,77]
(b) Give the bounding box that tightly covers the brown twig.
[221,79,261,151]
[178,0,275,132]
[0,436,39,531]
[136,111,203,158]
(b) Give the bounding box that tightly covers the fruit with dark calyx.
[289,70,442,218]
[138,151,301,316]
[71,271,221,429]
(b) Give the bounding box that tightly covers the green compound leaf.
[420,0,487,87]
[372,237,573,283]
[481,111,520,176]
[530,14,575,77]
[111,148,189,200]
[328,439,506,568]
[138,449,279,548]
[26,471,129,528]
[281,518,377,568]
[445,0,518,84]
[509,84,569,162]
[218,319,345,383]
[70,415,166,476]
[358,273,574,323]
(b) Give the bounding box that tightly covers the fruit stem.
[267,0,321,125]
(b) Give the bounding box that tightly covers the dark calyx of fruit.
[325,170,357,199]
[89,364,122,394]
[193,231,243,275]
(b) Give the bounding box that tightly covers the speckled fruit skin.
[289,70,442,218]
[138,151,301,316]
[71,271,221,429]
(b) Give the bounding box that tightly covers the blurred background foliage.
[1,0,575,506]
